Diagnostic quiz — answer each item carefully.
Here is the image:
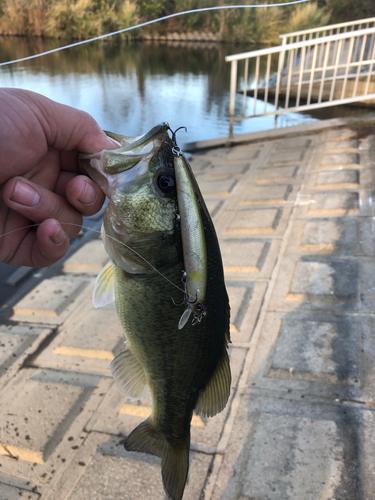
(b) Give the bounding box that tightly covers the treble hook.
[168,126,187,156]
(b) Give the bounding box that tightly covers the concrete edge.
[185,112,375,152]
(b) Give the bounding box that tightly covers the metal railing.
[280,17,375,44]
[226,26,375,137]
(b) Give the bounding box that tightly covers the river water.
[0,36,370,147]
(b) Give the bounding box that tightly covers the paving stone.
[66,433,212,500]
[212,392,370,500]
[287,218,374,256]
[226,282,267,343]
[5,266,34,286]
[307,191,359,216]
[225,148,260,161]
[32,287,123,376]
[0,369,103,465]
[300,218,348,252]
[275,137,312,150]
[287,260,358,303]
[198,147,228,158]
[205,199,225,218]
[196,178,238,196]
[268,315,359,384]
[242,184,293,205]
[0,372,83,464]
[223,208,283,235]
[188,157,211,172]
[62,239,109,275]
[0,473,41,499]
[266,149,305,165]
[221,239,270,274]
[225,144,262,153]
[221,238,282,280]
[0,368,111,484]
[244,310,375,401]
[255,165,299,184]
[10,278,88,325]
[319,152,359,168]
[323,139,359,152]
[0,325,52,388]
[325,128,357,140]
[0,328,36,372]
[314,169,359,189]
[269,256,375,313]
[205,162,250,177]
[0,482,40,499]
[242,414,344,499]
[86,347,246,454]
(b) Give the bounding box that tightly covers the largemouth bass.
[81,123,231,500]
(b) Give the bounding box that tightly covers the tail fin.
[125,418,190,500]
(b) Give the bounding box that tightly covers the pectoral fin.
[93,261,115,308]
[194,349,231,417]
[110,344,148,401]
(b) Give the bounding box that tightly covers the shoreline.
[0,32,250,44]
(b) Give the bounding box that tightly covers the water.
[0,35,371,148]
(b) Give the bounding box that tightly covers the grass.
[0,0,333,42]
[0,0,138,39]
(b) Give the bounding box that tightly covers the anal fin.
[194,349,231,418]
[110,344,148,400]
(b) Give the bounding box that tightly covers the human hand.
[0,88,120,267]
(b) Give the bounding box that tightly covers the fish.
[80,123,231,500]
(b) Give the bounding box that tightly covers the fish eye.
[156,171,176,196]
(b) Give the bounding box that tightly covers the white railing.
[280,17,375,44]
[226,26,375,137]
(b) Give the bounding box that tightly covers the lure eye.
[156,171,176,196]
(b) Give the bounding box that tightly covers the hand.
[0,88,119,267]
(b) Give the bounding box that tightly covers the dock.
[1,116,375,499]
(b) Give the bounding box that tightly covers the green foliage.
[284,2,330,34]
[0,0,138,38]
[138,0,164,21]
[0,0,339,43]
[0,0,6,17]
[322,0,375,23]
[218,6,284,45]
[0,0,49,36]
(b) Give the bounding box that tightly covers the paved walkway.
[0,120,375,499]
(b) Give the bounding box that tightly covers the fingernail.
[10,179,41,207]
[50,223,67,245]
[108,137,122,148]
[78,181,96,205]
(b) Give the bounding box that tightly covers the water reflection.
[0,36,369,146]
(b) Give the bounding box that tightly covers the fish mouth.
[80,122,171,197]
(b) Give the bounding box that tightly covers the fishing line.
[0,221,190,297]
[0,0,311,67]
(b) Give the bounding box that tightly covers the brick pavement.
[1,122,375,499]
